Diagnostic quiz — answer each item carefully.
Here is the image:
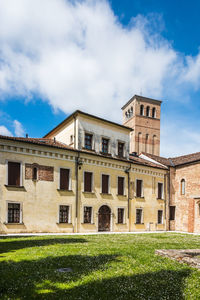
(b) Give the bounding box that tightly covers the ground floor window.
[84,206,92,223]
[157,210,163,224]
[8,203,21,223]
[118,208,125,224]
[59,205,70,223]
[136,208,143,224]
[170,206,176,220]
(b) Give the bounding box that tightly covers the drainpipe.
[125,164,131,230]
[73,115,76,149]
[75,151,83,233]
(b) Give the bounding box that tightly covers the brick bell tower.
[122,95,162,156]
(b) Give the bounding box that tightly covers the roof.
[0,135,166,170]
[121,94,162,110]
[141,151,200,167]
[44,110,132,138]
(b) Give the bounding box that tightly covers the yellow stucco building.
[0,95,168,233]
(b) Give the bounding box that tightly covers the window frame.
[157,182,164,199]
[146,106,150,117]
[101,137,110,154]
[84,132,93,150]
[101,173,110,194]
[6,160,23,187]
[169,206,176,221]
[180,178,185,195]
[152,107,156,118]
[157,210,163,224]
[58,204,71,224]
[117,176,125,196]
[6,201,23,224]
[59,167,72,191]
[83,171,93,193]
[117,207,125,224]
[136,208,143,224]
[140,105,144,116]
[83,206,93,224]
[136,179,144,198]
[117,141,125,158]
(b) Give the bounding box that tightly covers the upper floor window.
[158,182,163,199]
[181,179,185,195]
[60,168,70,190]
[140,105,144,116]
[102,174,109,194]
[8,161,21,186]
[146,106,150,117]
[118,142,124,157]
[102,138,109,154]
[152,107,156,118]
[136,179,143,197]
[85,133,93,150]
[84,172,93,193]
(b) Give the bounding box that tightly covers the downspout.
[73,115,76,149]
[75,151,83,233]
[164,172,167,231]
[125,164,131,231]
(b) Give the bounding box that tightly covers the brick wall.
[25,164,54,181]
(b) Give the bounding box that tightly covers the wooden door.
[98,205,111,231]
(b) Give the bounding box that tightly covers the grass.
[0,233,199,299]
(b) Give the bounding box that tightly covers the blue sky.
[0,0,200,157]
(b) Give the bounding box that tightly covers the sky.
[1,0,200,157]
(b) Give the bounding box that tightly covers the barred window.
[59,205,69,223]
[136,208,143,224]
[118,208,124,224]
[8,203,20,223]
[84,207,92,223]
[158,210,163,224]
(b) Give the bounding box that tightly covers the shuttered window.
[118,208,124,224]
[102,174,109,194]
[84,172,93,192]
[136,180,143,197]
[158,210,163,224]
[118,177,124,195]
[59,205,69,223]
[60,168,70,190]
[170,206,175,220]
[158,183,163,199]
[8,162,21,186]
[136,208,143,224]
[8,203,20,223]
[84,207,92,223]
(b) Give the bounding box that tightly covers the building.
[0,94,199,234]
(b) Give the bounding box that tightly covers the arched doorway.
[98,205,111,232]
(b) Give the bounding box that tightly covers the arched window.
[146,106,150,117]
[33,167,38,181]
[140,105,144,116]
[130,106,133,116]
[181,179,185,195]
[152,107,156,118]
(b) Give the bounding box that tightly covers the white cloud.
[13,120,25,136]
[0,125,12,136]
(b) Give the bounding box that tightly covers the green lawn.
[0,233,199,299]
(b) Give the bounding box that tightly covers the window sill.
[135,223,144,225]
[81,223,95,225]
[116,155,126,159]
[83,191,95,194]
[57,189,73,192]
[136,196,144,199]
[116,223,127,225]
[82,147,96,152]
[100,193,112,195]
[5,185,25,189]
[157,198,164,200]
[56,222,72,225]
[4,222,24,225]
[100,152,112,157]
[117,194,127,197]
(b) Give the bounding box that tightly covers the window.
[118,208,125,224]
[136,179,143,197]
[60,168,70,190]
[158,210,163,224]
[85,133,93,150]
[146,106,150,117]
[152,107,156,118]
[118,177,124,195]
[84,206,92,223]
[8,203,21,223]
[136,208,143,224]
[84,172,93,192]
[59,205,69,223]
[170,206,176,220]
[33,167,37,181]
[102,174,109,194]
[102,138,109,154]
[140,105,144,116]
[8,162,21,186]
[118,142,124,157]
[181,179,185,195]
[158,183,163,199]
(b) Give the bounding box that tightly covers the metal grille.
[84,207,92,223]
[136,208,142,224]
[59,205,69,223]
[8,203,20,223]
[118,208,124,224]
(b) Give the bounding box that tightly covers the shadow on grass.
[0,252,191,300]
[0,237,87,254]
[0,254,118,299]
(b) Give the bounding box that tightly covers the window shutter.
[60,169,69,190]
[158,183,162,199]
[102,175,109,193]
[8,162,20,186]
[136,180,142,197]
[118,177,124,195]
[84,172,92,192]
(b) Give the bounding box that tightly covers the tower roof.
[121,95,162,110]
